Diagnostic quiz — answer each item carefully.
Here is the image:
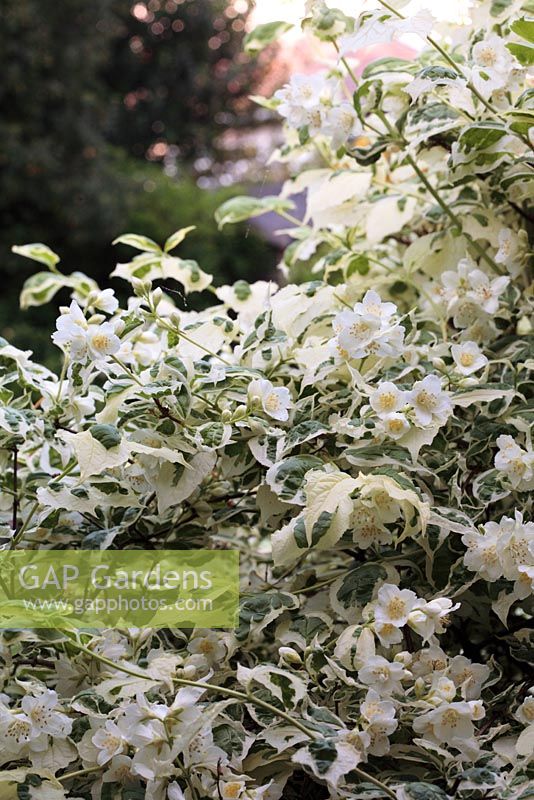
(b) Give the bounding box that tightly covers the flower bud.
[517,316,532,335]
[394,651,412,667]
[152,287,164,308]
[221,409,232,424]
[414,677,427,698]
[232,405,248,421]
[169,311,181,328]
[182,664,196,679]
[279,646,302,665]
[132,278,152,297]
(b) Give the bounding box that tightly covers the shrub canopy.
[1,2,533,799]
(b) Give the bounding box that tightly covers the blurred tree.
[0,0,276,362]
[0,0,128,362]
[0,0,125,269]
[106,0,257,164]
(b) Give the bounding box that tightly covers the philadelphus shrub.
[1,1,533,798]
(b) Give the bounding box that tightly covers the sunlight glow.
[250,0,474,29]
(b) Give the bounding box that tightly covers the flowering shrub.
[1,1,533,798]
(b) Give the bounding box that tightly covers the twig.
[11,446,18,534]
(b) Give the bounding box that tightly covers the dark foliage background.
[0,0,275,364]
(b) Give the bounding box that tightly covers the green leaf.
[237,591,299,642]
[163,226,196,252]
[490,0,513,15]
[284,420,329,452]
[19,272,70,310]
[335,564,387,610]
[458,122,507,152]
[213,723,246,757]
[361,56,414,78]
[506,41,534,65]
[244,20,293,53]
[308,738,338,775]
[402,783,449,800]
[112,233,162,253]
[12,243,60,268]
[511,16,534,44]
[415,65,459,81]
[89,424,122,450]
[349,137,389,166]
[266,455,323,503]
[404,103,461,146]
[214,196,295,229]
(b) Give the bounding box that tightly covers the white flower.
[353,290,398,324]
[93,630,132,661]
[274,74,360,146]
[379,412,411,440]
[360,688,398,756]
[333,310,381,359]
[428,676,457,703]
[358,656,405,696]
[20,690,72,738]
[52,300,120,362]
[451,341,488,376]
[332,291,405,361]
[52,300,91,360]
[493,511,534,582]
[361,689,397,726]
[495,435,534,490]
[448,656,490,700]
[495,227,525,277]
[441,262,509,328]
[86,322,121,361]
[516,697,534,726]
[92,719,129,765]
[248,378,292,422]
[102,754,135,785]
[187,630,227,664]
[220,780,247,799]
[351,503,394,549]
[469,35,515,99]
[410,646,448,678]
[408,597,459,643]
[167,782,187,800]
[91,288,119,314]
[374,584,419,628]
[374,622,404,648]
[0,706,34,750]
[413,700,485,745]
[275,73,330,127]
[407,375,452,427]
[466,269,509,315]
[127,331,163,367]
[370,382,408,418]
[320,102,362,147]
[462,526,503,582]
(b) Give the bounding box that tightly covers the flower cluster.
[1,1,532,799]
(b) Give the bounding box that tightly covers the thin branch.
[11,446,18,534]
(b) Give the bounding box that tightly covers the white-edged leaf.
[12,243,60,268]
[164,226,196,252]
[112,233,162,253]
